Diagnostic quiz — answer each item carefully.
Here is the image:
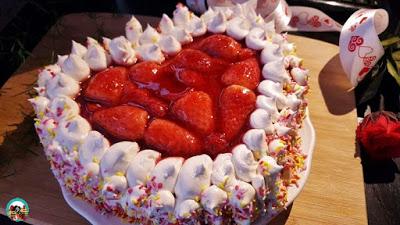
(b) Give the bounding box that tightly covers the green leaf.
[387,59,400,86]
[393,50,400,61]
[381,36,400,47]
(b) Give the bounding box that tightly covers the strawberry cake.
[30,3,310,225]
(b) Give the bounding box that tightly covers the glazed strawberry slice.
[86,102,103,113]
[93,105,148,141]
[221,57,261,90]
[144,119,202,157]
[198,34,255,62]
[84,67,128,105]
[172,49,227,74]
[121,82,168,117]
[172,91,215,135]
[129,61,160,83]
[205,133,229,158]
[220,85,256,140]
[175,69,206,88]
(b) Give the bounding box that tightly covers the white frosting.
[187,14,206,37]
[48,95,80,121]
[34,86,46,97]
[201,185,227,215]
[175,199,200,219]
[146,190,175,218]
[109,36,137,65]
[262,59,290,83]
[149,157,183,192]
[82,162,100,177]
[159,35,181,55]
[245,27,267,50]
[102,175,128,207]
[79,131,110,166]
[231,145,257,182]
[71,40,87,58]
[139,25,160,45]
[125,16,143,44]
[249,108,274,134]
[260,42,283,64]
[213,7,234,19]
[137,44,165,63]
[201,8,216,24]
[257,155,283,176]
[211,153,236,190]
[55,115,91,151]
[272,33,285,45]
[226,17,251,40]
[35,117,57,147]
[201,185,228,215]
[255,95,279,122]
[175,154,213,200]
[286,93,302,110]
[268,139,287,156]
[282,42,295,55]
[87,37,99,46]
[38,64,61,87]
[102,37,113,65]
[160,14,175,34]
[61,54,90,82]
[257,80,287,110]
[251,174,266,199]
[290,67,309,86]
[279,107,296,124]
[57,55,68,66]
[173,27,193,44]
[274,123,292,136]
[242,129,268,157]
[159,14,193,44]
[229,180,255,208]
[207,11,227,34]
[29,96,50,118]
[173,4,191,28]
[262,20,276,37]
[100,141,139,177]
[126,150,161,187]
[231,3,246,18]
[123,185,148,217]
[84,42,109,71]
[285,55,303,68]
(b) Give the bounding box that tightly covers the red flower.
[356,112,400,160]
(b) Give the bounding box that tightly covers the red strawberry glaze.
[76,34,261,158]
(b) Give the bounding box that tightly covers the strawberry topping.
[220,85,256,140]
[77,34,261,158]
[144,119,202,157]
[84,67,128,106]
[221,57,261,90]
[172,91,215,135]
[92,105,148,141]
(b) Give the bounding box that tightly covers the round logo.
[6,197,29,222]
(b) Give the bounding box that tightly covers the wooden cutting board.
[0,13,366,225]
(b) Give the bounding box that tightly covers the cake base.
[60,109,315,225]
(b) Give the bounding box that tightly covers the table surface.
[0,13,368,225]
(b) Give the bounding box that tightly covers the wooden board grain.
[280,35,367,225]
[0,13,366,225]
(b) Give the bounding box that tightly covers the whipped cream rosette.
[30,3,311,224]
